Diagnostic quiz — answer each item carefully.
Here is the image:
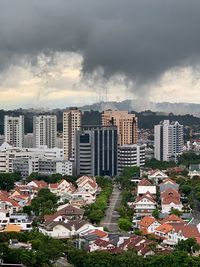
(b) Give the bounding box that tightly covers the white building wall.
[154,120,183,162]
[4,115,24,148]
[33,115,57,149]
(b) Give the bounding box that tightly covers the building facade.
[4,115,24,148]
[24,133,34,148]
[33,115,57,148]
[154,120,183,162]
[118,144,145,173]
[13,157,73,178]
[76,126,118,177]
[102,110,138,145]
[63,107,81,160]
[0,142,63,174]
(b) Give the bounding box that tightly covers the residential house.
[119,235,155,257]
[161,188,183,213]
[27,180,48,189]
[148,169,168,184]
[48,179,75,196]
[159,178,179,193]
[44,205,84,223]
[137,179,156,196]
[154,224,173,240]
[131,192,157,217]
[139,216,161,234]
[167,167,186,176]
[0,192,20,214]
[71,192,96,204]
[188,164,200,178]
[89,239,115,252]
[9,213,32,231]
[155,223,200,246]
[76,176,98,195]
[161,214,185,224]
[39,219,99,238]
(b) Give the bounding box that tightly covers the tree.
[170,208,183,217]
[152,209,160,219]
[84,177,113,224]
[117,166,140,190]
[0,173,16,191]
[180,184,192,196]
[28,188,59,217]
[176,238,200,254]
[118,218,132,231]
[145,158,176,170]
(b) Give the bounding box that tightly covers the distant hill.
[81,99,200,117]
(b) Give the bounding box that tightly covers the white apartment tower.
[63,107,81,160]
[154,120,183,162]
[4,115,24,148]
[33,115,57,148]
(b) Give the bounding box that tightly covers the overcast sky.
[1,0,200,109]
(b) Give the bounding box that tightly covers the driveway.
[100,184,122,232]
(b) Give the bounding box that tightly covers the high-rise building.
[33,115,57,148]
[154,120,183,162]
[63,107,81,160]
[4,115,24,148]
[76,126,118,177]
[102,110,138,146]
[118,144,145,173]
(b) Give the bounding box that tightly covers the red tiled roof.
[49,183,58,189]
[162,195,181,205]
[138,178,152,186]
[78,178,97,189]
[167,167,185,173]
[31,180,48,188]
[120,236,144,249]
[161,214,184,224]
[94,239,114,248]
[161,188,180,199]
[135,193,156,204]
[169,223,200,239]
[160,178,177,185]
[149,169,166,177]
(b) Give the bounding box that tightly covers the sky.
[1,0,200,109]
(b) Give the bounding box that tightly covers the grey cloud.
[0,0,200,85]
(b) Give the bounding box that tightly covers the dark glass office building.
[76,126,118,177]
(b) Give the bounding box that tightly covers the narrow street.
[100,183,122,232]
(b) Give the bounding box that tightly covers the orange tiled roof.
[155,224,173,234]
[89,229,108,238]
[4,224,22,232]
[0,193,19,207]
[139,216,156,227]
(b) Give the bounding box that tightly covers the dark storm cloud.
[0,0,200,83]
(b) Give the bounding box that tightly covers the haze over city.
[1,0,200,109]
